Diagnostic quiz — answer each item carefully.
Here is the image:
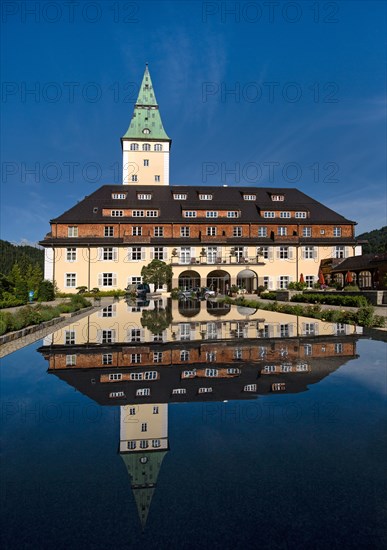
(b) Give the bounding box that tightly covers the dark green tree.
[140,306,173,334]
[141,259,173,290]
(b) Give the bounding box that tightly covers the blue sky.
[1,0,386,244]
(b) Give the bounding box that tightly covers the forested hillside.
[356,227,387,254]
[0,240,44,275]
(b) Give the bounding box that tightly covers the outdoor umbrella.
[299,273,305,283]
[318,270,325,285]
[345,271,353,284]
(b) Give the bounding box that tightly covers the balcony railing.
[171,256,266,266]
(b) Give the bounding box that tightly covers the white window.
[131,175,138,182]
[153,406,159,414]
[182,370,196,378]
[206,211,218,218]
[153,352,162,363]
[65,330,75,345]
[333,227,342,237]
[172,388,186,395]
[335,343,343,354]
[111,210,124,217]
[174,194,187,200]
[102,330,116,343]
[109,373,122,381]
[304,323,315,335]
[280,212,291,218]
[153,247,165,260]
[279,247,289,259]
[305,275,314,287]
[65,273,76,287]
[142,143,151,151]
[227,211,239,218]
[137,194,152,200]
[101,305,115,317]
[145,371,157,380]
[205,368,219,377]
[198,387,213,394]
[129,328,142,342]
[66,354,76,366]
[304,344,312,356]
[199,194,213,200]
[180,226,190,237]
[261,247,270,259]
[154,227,164,237]
[258,227,267,237]
[179,247,191,264]
[154,143,162,151]
[132,226,142,236]
[112,193,126,199]
[146,210,158,217]
[128,407,136,416]
[102,353,112,365]
[136,388,150,396]
[154,175,160,182]
[144,159,149,166]
[320,229,325,235]
[336,323,346,335]
[128,247,143,261]
[103,247,117,261]
[278,226,287,236]
[304,246,315,259]
[130,373,143,380]
[295,211,307,218]
[280,324,289,337]
[263,276,269,288]
[243,194,256,201]
[244,384,257,392]
[131,354,141,364]
[104,226,114,237]
[271,194,284,201]
[127,441,136,450]
[109,391,125,398]
[228,367,240,373]
[184,211,197,218]
[130,143,139,151]
[279,276,290,289]
[132,210,144,217]
[139,440,149,448]
[303,227,312,237]
[141,423,147,432]
[66,248,76,262]
[68,226,78,237]
[152,440,161,448]
[99,273,117,287]
[334,246,345,259]
[233,226,242,237]
[264,211,275,218]
[206,351,216,362]
[207,227,217,236]
[180,350,190,361]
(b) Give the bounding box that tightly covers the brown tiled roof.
[50,185,355,225]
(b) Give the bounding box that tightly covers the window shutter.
[150,248,154,260]
[111,330,116,343]
[268,278,274,290]
[127,248,133,261]
[268,325,275,338]
[288,247,294,260]
[141,248,146,261]
[163,247,168,260]
[243,247,248,258]
[113,248,118,261]
[276,248,280,259]
[345,247,350,258]
[314,323,319,335]
[268,247,273,260]
[112,274,117,287]
[289,275,293,283]
[301,247,305,260]
[288,324,294,337]
[98,247,103,261]
[276,277,281,289]
[140,329,145,342]
[98,273,103,286]
[96,330,102,344]
[301,322,306,334]
[313,247,318,260]
[191,247,195,258]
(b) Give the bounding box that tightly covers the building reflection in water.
[38,298,362,529]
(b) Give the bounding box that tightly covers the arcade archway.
[237,269,258,293]
[206,270,231,294]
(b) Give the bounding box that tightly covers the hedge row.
[290,293,368,307]
[0,295,91,336]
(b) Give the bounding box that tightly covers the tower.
[119,403,169,530]
[121,64,171,185]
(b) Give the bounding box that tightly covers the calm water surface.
[1,299,386,549]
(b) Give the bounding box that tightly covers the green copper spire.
[122,64,171,141]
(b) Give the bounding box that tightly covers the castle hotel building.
[41,65,360,293]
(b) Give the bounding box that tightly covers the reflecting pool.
[1,298,386,549]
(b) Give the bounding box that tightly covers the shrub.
[260,292,277,300]
[291,293,368,307]
[38,280,55,301]
[288,282,307,291]
[343,284,360,291]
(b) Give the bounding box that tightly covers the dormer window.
[174,193,187,200]
[295,211,307,218]
[199,194,213,200]
[142,128,150,135]
[112,193,127,199]
[137,194,152,200]
[243,194,256,201]
[130,143,139,151]
[280,211,291,218]
[142,144,151,151]
[154,144,162,151]
[206,211,218,218]
[271,194,284,201]
[264,211,275,218]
